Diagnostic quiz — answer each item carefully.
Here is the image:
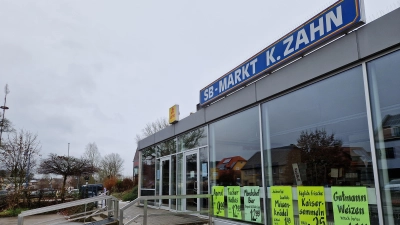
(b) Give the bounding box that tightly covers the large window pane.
[178,126,208,152]
[157,138,176,157]
[368,50,400,225]
[262,66,377,224]
[141,147,156,189]
[210,107,263,224]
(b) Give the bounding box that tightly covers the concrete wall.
[138,8,400,150]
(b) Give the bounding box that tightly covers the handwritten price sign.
[213,186,225,217]
[227,186,242,219]
[271,186,294,225]
[297,186,327,225]
[244,186,262,223]
[331,187,370,225]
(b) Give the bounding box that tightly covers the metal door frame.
[159,155,171,209]
[183,148,200,211]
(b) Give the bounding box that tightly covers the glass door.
[159,156,171,208]
[184,149,200,211]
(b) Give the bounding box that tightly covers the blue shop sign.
[200,0,365,106]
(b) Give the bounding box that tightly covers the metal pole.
[0,84,10,147]
[208,195,212,225]
[119,207,123,225]
[143,199,148,225]
[68,143,70,157]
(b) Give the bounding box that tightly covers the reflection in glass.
[368,50,400,225]
[178,126,208,152]
[209,106,263,223]
[176,153,183,211]
[141,147,156,189]
[186,151,198,211]
[161,158,170,207]
[171,155,176,210]
[262,66,377,224]
[157,138,176,157]
[200,147,209,213]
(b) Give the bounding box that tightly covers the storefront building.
[137,4,400,225]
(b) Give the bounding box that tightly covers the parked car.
[41,188,56,196]
[384,179,400,192]
[30,190,39,197]
[68,189,79,194]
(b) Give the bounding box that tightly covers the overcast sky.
[1,0,399,177]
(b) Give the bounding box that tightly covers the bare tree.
[99,153,124,179]
[135,117,169,143]
[83,142,101,168]
[83,142,101,182]
[38,154,97,202]
[0,130,41,207]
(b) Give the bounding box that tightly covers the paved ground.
[121,202,209,225]
[0,213,83,225]
[0,201,209,225]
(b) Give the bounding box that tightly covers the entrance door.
[183,149,200,211]
[159,156,171,208]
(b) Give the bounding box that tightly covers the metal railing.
[18,195,119,225]
[119,194,212,225]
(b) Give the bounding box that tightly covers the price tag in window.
[297,186,327,225]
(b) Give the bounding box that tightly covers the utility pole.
[68,143,70,157]
[0,84,10,147]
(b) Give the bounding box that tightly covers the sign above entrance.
[199,0,365,106]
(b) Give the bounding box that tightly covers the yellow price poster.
[331,187,370,225]
[213,186,225,217]
[297,186,327,225]
[271,186,294,225]
[227,186,242,219]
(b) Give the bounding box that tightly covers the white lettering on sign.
[201,0,358,106]
[281,5,343,59]
[218,58,258,93]
[283,36,294,57]
[310,17,324,41]
[326,6,343,32]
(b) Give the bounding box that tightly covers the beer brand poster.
[243,186,262,223]
[212,186,225,217]
[297,186,327,225]
[271,186,294,225]
[331,187,370,225]
[227,186,242,219]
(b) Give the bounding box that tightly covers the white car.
[384,179,400,192]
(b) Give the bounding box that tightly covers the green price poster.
[331,187,370,225]
[297,186,327,225]
[213,186,225,217]
[243,186,262,223]
[271,186,294,225]
[227,186,241,219]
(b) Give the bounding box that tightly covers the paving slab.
[0,213,83,225]
[121,203,209,225]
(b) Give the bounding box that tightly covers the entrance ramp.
[18,195,119,225]
[119,194,212,225]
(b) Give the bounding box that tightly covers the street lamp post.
[0,84,10,147]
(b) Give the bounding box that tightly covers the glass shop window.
[262,66,378,224]
[368,50,400,225]
[210,107,264,224]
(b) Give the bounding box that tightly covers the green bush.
[122,186,138,201]
[0,207,28,217]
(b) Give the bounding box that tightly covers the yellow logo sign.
[169,105,179,124]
